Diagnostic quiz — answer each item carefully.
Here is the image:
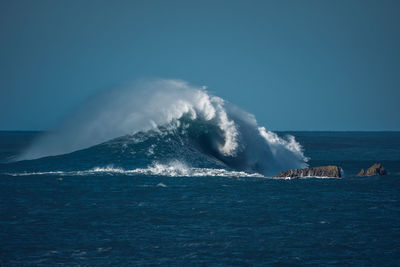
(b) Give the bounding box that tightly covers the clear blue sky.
[1,0,399,131]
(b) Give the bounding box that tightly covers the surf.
[16,79,308,176]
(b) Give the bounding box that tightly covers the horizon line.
[1,129,399,133]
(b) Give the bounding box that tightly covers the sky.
[0,0,399,131]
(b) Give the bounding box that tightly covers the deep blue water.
[1,131,400,266]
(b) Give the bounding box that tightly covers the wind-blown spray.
[19,79,308,175]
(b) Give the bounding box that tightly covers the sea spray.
[18,79,308,175]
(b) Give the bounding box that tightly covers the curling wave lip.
[17,79,308,176]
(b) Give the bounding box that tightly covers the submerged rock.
[356,163,387,177]
[274,165,341,178]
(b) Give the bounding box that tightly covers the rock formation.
[274,165,341,179]
[356,163,387,177]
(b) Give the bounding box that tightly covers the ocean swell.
[18,79,308,176]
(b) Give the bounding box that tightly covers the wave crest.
[18,79,308,175]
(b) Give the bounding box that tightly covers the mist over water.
[19,79,307,175]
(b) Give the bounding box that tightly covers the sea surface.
[1,131,400,266]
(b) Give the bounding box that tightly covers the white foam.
[18,79,308,175]
[258,127,308,163]
[4,161,264,178]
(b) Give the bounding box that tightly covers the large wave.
[18,79,308,176]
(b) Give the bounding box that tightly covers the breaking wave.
[15,79,308,176]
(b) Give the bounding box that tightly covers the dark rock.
[274,165,341,179]
[356,163,387,177]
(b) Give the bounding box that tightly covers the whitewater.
[16,79,308,176]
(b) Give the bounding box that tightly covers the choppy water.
[1,131,399,266]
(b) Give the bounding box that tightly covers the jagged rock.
[274,165,341,178]
[356,163,387,177]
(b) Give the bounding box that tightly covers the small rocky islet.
[274,165,342,179]
[274,163,387,179]
[356,163,387,177]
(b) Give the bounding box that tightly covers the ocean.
[0,131,399,266]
